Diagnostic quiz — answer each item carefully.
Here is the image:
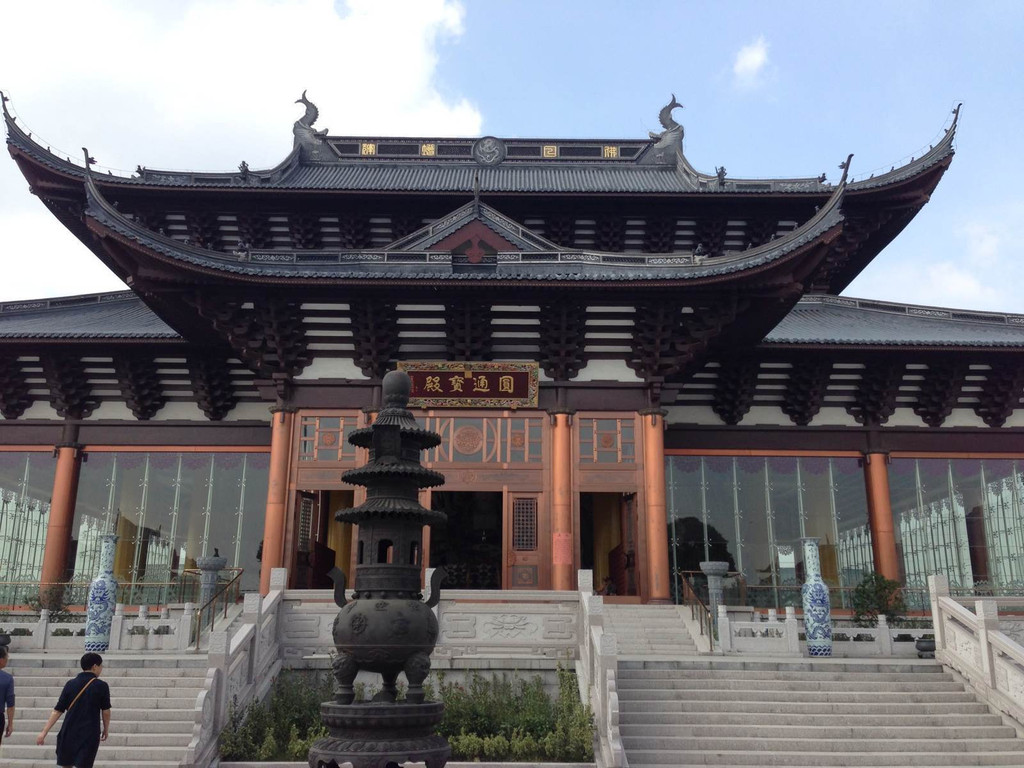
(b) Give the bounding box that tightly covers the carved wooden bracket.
[712,358,760,425]
[41,353,98,419]
[191,294,310,380]
[846,359,904,427]
[975,361,1024,428]
[913,362,967,428]
[628,296,738,382]
[0,356,32,419]
[445,299,493,361]
[781,359,832,426]
[188,355,237,421]
[349,299,400,379]
[538,301,587,381]
[115,354,166,420]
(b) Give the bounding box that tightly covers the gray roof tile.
[767,296,1024,347]
[0,293,179,339]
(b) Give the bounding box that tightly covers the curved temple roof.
[3,93,959,197]
[80,163,848,282]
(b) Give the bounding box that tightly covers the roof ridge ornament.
[644,94,684,164]
[293,90,329,162]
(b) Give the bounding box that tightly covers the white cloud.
[0,0,481,301]
[733,35,770,89]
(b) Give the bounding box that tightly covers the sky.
[1,0,1023,312]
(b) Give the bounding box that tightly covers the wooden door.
[505,491,543,589]
[620,493,638,596]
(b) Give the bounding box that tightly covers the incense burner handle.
[328,567,347,607]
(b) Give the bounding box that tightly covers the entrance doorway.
[430,491,503,589]
[580,492,637,596]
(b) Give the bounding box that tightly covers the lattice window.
[298,415,360,462]
[298,495,314,553]
[423,415,545,465]
[579,417,636,464]
[512,498,538,551]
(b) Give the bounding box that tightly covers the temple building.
[1,92,1022,604]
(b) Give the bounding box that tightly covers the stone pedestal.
[195,553,227,607]
[700,560,729,636]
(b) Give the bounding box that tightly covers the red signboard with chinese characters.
[397,362,539,408]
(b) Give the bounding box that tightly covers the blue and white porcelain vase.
[800,537,832,657]
[85,534,118,652]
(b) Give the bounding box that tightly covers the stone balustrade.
[929,574,1024,727]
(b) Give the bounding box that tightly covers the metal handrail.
[190,569,245,650]
[679,575,714,651]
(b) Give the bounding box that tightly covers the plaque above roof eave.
[80,169,847,285]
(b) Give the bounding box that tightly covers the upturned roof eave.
[4,92,957,199]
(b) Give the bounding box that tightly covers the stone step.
[10,715,196,731]
[2,761,183,768]
[13,678,207,690]
[616,678,965,693]
[8,671,209,684]
[4,745,191,761]
[10,655,210,668]
[620,699,992,715]
[618,659,944,673]
[616,688,979,703]
[622,736,1024,753]
[618,711,1005,727]
[625,750,1024,766]
[3,732,192,747]
[619,723,1019,740]
[16,695,199,709]
[618,668,955,682]
[15,684,205,698]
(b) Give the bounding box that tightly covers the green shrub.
[217,670,333,761]
[220,667,593,762]
[852,573,906,627]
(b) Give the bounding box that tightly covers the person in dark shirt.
[36,652,111,768]
[0,646,14,745]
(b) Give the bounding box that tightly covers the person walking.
[36,652,110,768]
[0,645,14,746]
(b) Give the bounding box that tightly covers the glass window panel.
[73,451,269,600]
[0,452,57,587]
[665,454,871,609]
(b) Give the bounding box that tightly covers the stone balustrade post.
[785,606,800,655]
[767,608,778,623]
[717,605,732,653]
[928,574,950,651]
[178,602,196,651]
[976,600,999,688]
[109,604,125,651]
[578,569,594,595]
[269,567,288,593]
[700,561,729,637]
[877,614,894,656]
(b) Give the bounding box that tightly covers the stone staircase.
[602,603,697,656]
[617,657,1024,767]
[1,653,210,768]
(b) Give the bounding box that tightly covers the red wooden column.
[260,407,295,594]
[40,423,82,587]
[864,452,901,582]
[641,408,671,604]
[549,410,574,590]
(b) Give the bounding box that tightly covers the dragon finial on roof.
[645,94,684,164]
[293,90,329,161]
